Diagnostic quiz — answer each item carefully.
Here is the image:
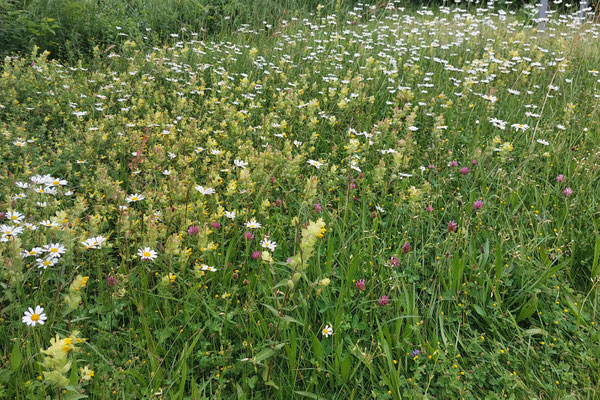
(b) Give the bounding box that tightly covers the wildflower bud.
[318,278,331,287]
[292,272,302,283]
[473,200,483,210]
[243,279,249,285]
[244,231,254,240]
[274,198,283,207]
[562,187,573,197]
[251,251,261,259]
[372,211,377,218]
[379,295,389,306]
[210,222,221,229]
[350,182,356,190]
[390,256,399,267]
[270,177,276,184]
[426,205,433,213]
[556,174,564,183]
[0,212,5,220]
[107,275,118,287]
[314,203,322,213]
[460,167,469,175]
[287,279,295,289]
[188,225,200,236]
[355,279,366,291]
[402,242,410,254]
[232,272,238,279]
[450,160,458,167]
[447,220,458,233]
[472,159,478,166]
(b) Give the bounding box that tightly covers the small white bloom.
[22,305,47,326]
[307,159,322,169]
[195,186,216,195]
[137,247,158,261]
[126,193,145,203]
[261,238,277,251]
[246,220,262,229]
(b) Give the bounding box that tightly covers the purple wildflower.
[355,279,366,291]
[402,242,410,254]
[188,225,200,236]
[447,220,458,233]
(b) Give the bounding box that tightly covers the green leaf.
[523,328,546,336]
[591,235,600,279]
[295,391,319,399]
[282,315,304,326]
[10,342,21,372]
[121,369,148,387]
[340,353,352,380]
[253,348,275,363]
[265,380,280,389]
[516,294,538,323]
[262,303,280,318]
[311,332,324,362]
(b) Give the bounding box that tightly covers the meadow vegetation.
[1,2,600,399]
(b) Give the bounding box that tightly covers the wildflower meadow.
[1,2,600,399]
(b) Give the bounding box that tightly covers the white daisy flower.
[126,193,145,203]
[261,238,277,251]
[245,220,262,229]
[36,257,58,269]
[22,305,47,326]
[307,159,322,169]
[195,186,216,195]
[44,243,66,258]
[137,247,158,261]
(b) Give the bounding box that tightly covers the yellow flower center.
[53,180,60,185]
[50,248,58,253]
[62,345,71,353]
[64,338,72,344]
[143,252,151,257]
[31,314,40,321]
[11,216,17,220]
[43,261,50,266]
[131,197,138,201]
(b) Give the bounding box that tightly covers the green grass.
[1,4,600,399]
